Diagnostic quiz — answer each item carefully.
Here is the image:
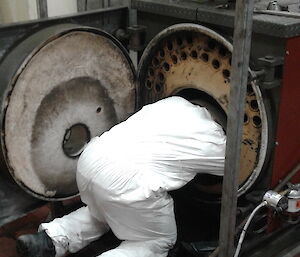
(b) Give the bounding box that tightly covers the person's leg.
[95,188,177,257]
[99,237,175,257]
[39,206,109,257]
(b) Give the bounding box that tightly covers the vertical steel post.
[129,0,138,68]
[37,0,48,18]
[218,1,255,257]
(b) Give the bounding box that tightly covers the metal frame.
[132,0,300,38]
[77,0,114,11]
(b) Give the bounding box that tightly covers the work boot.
[16,230,56,257]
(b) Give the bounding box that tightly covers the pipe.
[208,205,295,257]
[274,163,300,192]
[209,209,255,257]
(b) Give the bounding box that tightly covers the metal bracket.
[128,25,147,51]
[254,55,284,90]
[37,0,48,18]
[115,25,146,51]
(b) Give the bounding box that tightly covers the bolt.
[265,55,274,60]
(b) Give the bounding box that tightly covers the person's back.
[17,96,226,257]
[77,96,226,195]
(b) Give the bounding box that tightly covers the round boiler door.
[2,26,136,200]
[137,23,270,198]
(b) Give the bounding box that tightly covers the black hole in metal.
[156,83,162,93]
[219,47,227,57]
[63,123,90,158]
[181,52,187,60]
[153,57,159,66]
[247,84,254,95]
[191,50,198,59]
[146,80,152,89]
[171,55,178,64]
[96,107,102,113]
[167,41,173,50]
[163,62,170,71]
[244,114,249,123]
[187,36,193,44]
[159,50,165,58]
[201,53,209,62]
[149,68,154,76]
[250,100,259,111]
[158,72,164,81]
[212,59,220,69]
[208,40,216,50]
[229,57,232,65]
[177,37,183,46]
[223,69,230,78]
[253,116,262,127]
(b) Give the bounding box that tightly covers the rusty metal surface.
[0,26,136,200]
[271,36,300,188]
[137,23,269,197]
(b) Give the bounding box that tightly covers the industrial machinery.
[0,1,299,256]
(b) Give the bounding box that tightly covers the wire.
[233,201,268,257]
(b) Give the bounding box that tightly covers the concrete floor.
[0,204,118,257]
[0,204,182,257]
[0,190,217,257]
[0,185,222,257]
[1,188,299,257]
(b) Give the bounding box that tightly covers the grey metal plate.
[0,177,44,227]
[132,0,300,38]
[0,6,129,64]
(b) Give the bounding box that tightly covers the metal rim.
[137,23,269,198]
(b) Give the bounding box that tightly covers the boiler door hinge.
[252,55,284,90]
[114,25,147,52]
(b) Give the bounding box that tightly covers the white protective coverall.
[40,96,226,257]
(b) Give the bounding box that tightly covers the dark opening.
[62,123,91,158]
[174,88,227,198]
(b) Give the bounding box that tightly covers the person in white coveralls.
[16,96,226,257]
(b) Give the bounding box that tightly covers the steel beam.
[129,0,138,68]
[218,0,255,257]
[132,0,300,38]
